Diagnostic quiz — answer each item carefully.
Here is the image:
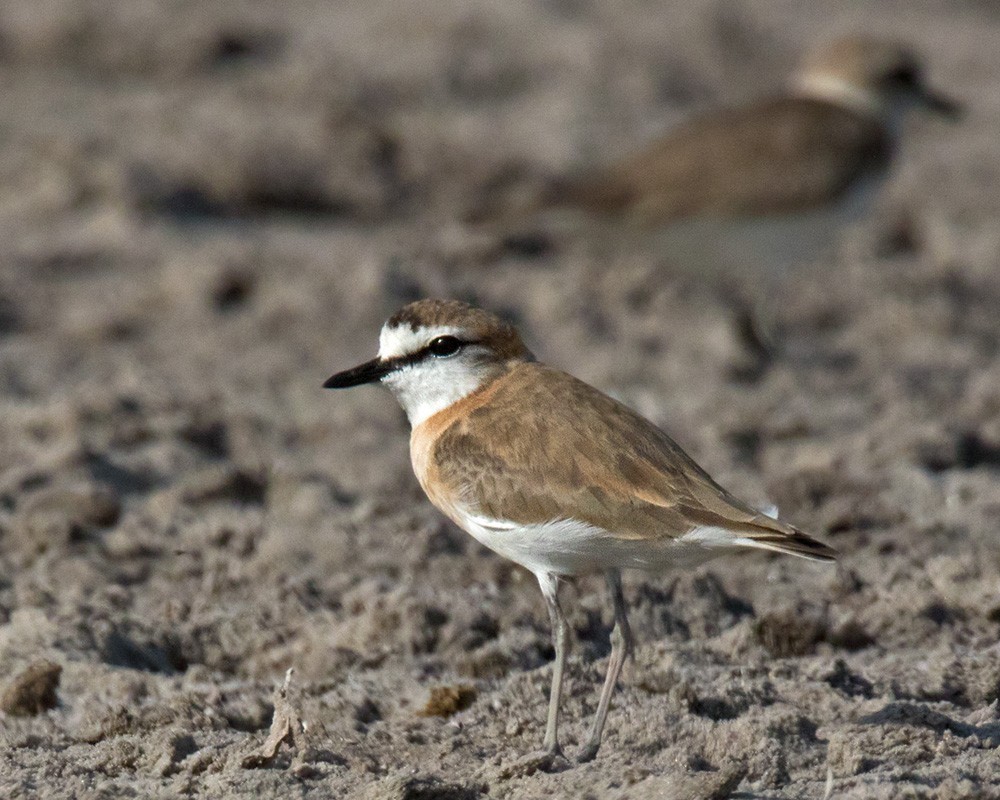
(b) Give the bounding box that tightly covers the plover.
[519,36,961,274]
[324,299,835,763]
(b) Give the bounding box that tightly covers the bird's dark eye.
[887,64,918,87]
[427,336,463,358]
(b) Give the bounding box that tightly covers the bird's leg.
[537,571,569,759]
[578,569,634,762]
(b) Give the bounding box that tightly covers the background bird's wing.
[554,97,889,223]
[434,364,834,561]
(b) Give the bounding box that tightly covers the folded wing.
[549,97,889,224]
[434,364,835,563]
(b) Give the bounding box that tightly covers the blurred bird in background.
[479,36,961,292]
[472,35,963,366]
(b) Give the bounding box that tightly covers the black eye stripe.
[380,337,475,373]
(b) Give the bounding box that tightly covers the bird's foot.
[576,738,601,763]
[498,744,569,778]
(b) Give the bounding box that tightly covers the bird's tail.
[740,525,837,563]
[732,504,837,563]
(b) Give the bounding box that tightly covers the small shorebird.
[514,36,962,273]
[324,299,835,762]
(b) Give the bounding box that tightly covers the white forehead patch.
[793,73,885,118]
[378,324,467,359]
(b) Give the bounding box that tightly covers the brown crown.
[386,299,533,362]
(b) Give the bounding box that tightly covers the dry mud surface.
[1,1,1000,798]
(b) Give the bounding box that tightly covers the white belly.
[454,510,737,578]
[653,173,883,279]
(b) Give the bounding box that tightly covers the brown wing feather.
[429,363,834,562]
[550,97,889,224]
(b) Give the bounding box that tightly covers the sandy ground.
[1,0,1000,797]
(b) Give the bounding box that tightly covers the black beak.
[919,85,963,120]
[323,358,393,389]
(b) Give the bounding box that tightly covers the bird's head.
[324,299,533,426]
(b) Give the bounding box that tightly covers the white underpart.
[455,510,758,577]
[378,323,489,427]
[793,73,886,119]
[679,526,760,550]
[653,164,883,276]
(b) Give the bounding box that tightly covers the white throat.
[378,324,490,427]
[383,364,488,427]
[793,73,885,120]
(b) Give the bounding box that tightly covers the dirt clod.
[1,661,62,716]
[418,685,477,718]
